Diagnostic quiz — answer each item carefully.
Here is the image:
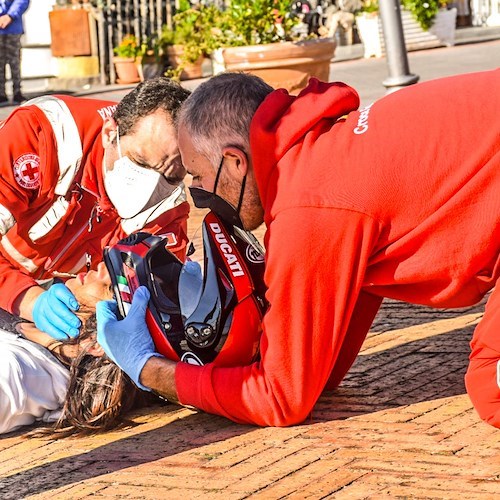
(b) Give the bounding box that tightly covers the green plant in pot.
[356,0,456,58]
[358,0,379,14]
[113,34,145,84]
[401,0,448,30]
[138,34,168,81]
[214,0,303,46]
[113,34,140,59]
[211,0,337,94]
[160,0,222,80]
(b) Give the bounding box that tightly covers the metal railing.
[91,0,175,83]
[89,0,228,83]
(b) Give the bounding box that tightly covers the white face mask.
[103,127,175,219]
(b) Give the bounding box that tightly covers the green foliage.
[401,0,443,31]
[216,0,301,47]
[359,0,379,14]
[160,0,303,79]
[160,3,223,64]
[113,34,145,59]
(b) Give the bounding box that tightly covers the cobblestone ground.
[0,205,498,499]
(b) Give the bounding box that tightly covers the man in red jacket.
[96,70,500,429]
[0,77,190,340]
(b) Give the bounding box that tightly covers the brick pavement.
[0,203,499,499]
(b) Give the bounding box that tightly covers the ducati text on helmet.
[208,222,244,277]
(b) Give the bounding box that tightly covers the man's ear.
[101,117,118,149]
[221,146,249,179]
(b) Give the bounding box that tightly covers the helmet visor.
[177,261,203,319]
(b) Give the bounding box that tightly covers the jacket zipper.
[42,202,102,277]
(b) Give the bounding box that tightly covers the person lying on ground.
[0,262,144,437]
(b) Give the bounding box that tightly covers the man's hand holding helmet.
[96,286,161,391]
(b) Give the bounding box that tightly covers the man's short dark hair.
[113,77,191,136]
[178,72,273,166]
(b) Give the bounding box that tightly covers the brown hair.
[114,76,191,136]
[29,314,146,438]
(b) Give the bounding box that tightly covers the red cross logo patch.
[13,153,41,190]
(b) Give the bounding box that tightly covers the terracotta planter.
[166,45,204,80]
[212,38,336,94]
[113,56,141,84]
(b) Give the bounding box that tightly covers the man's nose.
[165,156,187,183]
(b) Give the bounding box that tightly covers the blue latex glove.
[32,283,81,339]
[96,286,159,391]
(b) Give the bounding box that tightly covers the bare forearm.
[12,285,44,320]
[140,356,179,403]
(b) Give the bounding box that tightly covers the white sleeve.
[0,332,69,435]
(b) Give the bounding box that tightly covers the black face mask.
[189,156,247,228]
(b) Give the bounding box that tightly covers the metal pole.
[106,0,116,84]
[94,6,108,85]
[166,0,173,30]
[133,0,140,38]
[378,0,419,90]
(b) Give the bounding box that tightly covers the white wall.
[21,1,58,79]
[23,0,54,45]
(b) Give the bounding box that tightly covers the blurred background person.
[0,0,29,105]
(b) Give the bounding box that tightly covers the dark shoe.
[0,95,8,104]
[13,93,27,104]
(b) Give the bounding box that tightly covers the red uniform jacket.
[0,95,189,313]
[176,70,500,427]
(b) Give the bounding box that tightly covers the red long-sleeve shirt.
[176,70,500,426]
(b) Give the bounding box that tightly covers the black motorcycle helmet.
[103,211,268,366]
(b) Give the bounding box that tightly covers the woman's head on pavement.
[178,72,273,231]
[19,263,141,437]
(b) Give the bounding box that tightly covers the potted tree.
[112,34,144,84]
[160,0,221,80]
[160,0,336,92]
[356,0,457,58]
[210,0,337,94]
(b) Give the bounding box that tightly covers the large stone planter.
[356,8,458,58]
[212,38,336,94]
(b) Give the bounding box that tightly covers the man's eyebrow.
[129,152,164,171]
